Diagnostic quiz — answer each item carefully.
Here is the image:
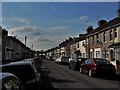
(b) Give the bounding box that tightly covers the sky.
[2,0,120,2]
[1,1,120,51]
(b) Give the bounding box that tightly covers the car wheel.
[88,69,92,77]
[80,67,83,73]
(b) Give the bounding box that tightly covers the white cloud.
[79,16,89,23]
[63,16,89,25]
[9,25,31,33]
[7,25,66,50]
[3,17,30,25]
[47,25,68,31]
[33,37,50,43]
[19,18,30,24]
[7,26,47,50]
[9,25,44,35]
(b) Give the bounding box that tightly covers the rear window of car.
[95,59,111,64]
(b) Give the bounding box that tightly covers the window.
[82,53,85,58]
[87,59,94,64]
[103,32,106,42]
[110,30,112,41]
[110,49,115,60]
[96,51,100,58]
[95,59,111,64]
[103,50,109,60]
[77,42,79,48]
[96,34,99,44]
[82,41,85,47]
[114,28,117,38]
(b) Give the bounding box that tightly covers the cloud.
[9,25,31,33]
[48,25,68,31]
[79,16,89,23]
[32,36,59,50]
[3,17,30,25]
[9,25,44,35]
[63,16,89,25]
[19,18,30,24]
[34,37,50,42]
[7,25,66,50]
[33,35,59,43]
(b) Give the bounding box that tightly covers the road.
[40,59,120,90]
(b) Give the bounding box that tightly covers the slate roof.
[86,17,120,37]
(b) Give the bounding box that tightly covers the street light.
[25,36,27,46]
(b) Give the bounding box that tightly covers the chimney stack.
[117,9,120,18]
[86,26,93,33]
[2,28,8,36]
[79,34,84,37]
[98,20,107,27]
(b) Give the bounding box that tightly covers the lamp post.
[0,26,2,63]
[25,36,27,46]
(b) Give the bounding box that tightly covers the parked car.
[80,58,116,77]
[0,72,25,90]
[24,57,41,72]
[69,58,87,71]
[55,56,69,65]
[61,56,69,65]
[55,57,62,64]
[1,61,42,90]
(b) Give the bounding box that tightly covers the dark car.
[61,56,69,65]
[24,57,42,72]
[1,61,42,90]
[80,58,116,77]
[0,72,25,90]
[69,58,87,71]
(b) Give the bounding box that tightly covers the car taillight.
[93,64,96,70]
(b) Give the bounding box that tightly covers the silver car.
[0,72,25,90]
[1,61,42,90]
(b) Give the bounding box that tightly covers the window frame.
[103,32,106,42]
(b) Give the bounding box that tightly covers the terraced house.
[85,10,120,61]
[1,27,35,62]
